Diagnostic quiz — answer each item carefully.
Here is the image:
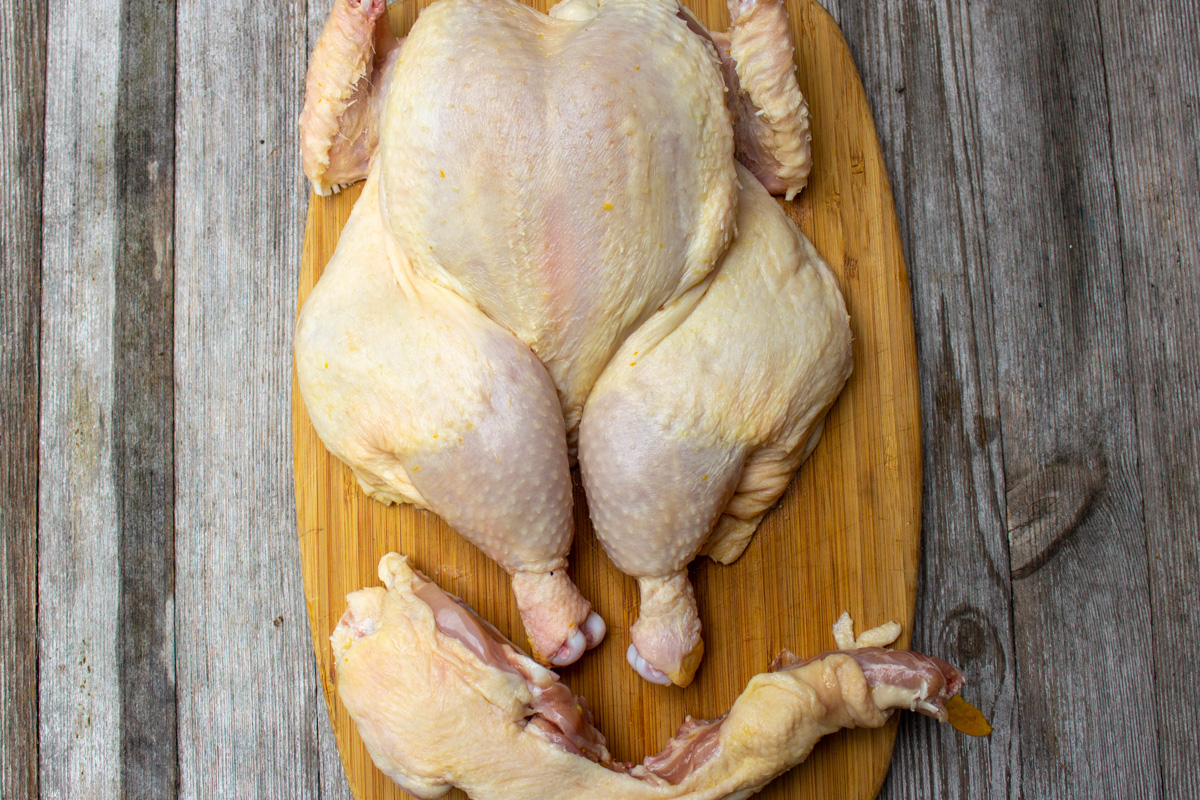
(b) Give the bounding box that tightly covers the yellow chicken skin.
[579,166,852,686]
[332,554,965,800]
[296,0,830,674]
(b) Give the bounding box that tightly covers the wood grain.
[37,0,124,795]
[294,1,922,798]
[1100,0,1200,794]
[830,0,1021,796]
[112,0,178,795]
[173,0,333,797]
[37,0,182,797]
[0,0,46,797]
[941,1,1162,796]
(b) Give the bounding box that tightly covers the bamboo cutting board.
[293,0,921,797]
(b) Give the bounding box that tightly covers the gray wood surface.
[1101,2,1200,796]
[173,0,342,797]
[0,0,46,797]
[112,1,178,796]
[0,0,1197,797]
[38,0,124,795]
[819,1,1021,796]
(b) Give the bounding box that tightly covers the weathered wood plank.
[317,682,355,800]
[308,0,333,55]
[1099,0,1200,795]
[829,1,1019,798]
[37,0,123,795]
[112,0,178,796]
[39,0,180,796]
[174,0,333,796]
[956,0,1160,796]
[0,0,47,797]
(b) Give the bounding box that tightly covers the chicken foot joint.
[333,554,968,800]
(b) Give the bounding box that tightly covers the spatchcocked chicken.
[295,0,851,682]
[332,554,964,800]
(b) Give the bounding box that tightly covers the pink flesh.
[412,578,520,675]
[529,683,610,763]
[638,715,726,785]
[677,7,716,43]
[411,575,962,781]
[772,647,966,720]
[410,575,611,763]
[850,648,965,718]
[337,607,379,640]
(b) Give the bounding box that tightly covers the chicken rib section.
[331,553,965,800]
[579,167,852,686]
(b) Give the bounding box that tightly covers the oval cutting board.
[293,0,921,797]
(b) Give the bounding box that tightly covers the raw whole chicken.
[332,554,966,799]
[295,0,850,680]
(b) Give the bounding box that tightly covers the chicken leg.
[579,166,852,685]
[296,166,603,664]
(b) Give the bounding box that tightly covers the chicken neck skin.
[332,553,965,800]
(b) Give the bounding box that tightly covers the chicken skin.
[579,166,851,685]
[296,0,834,675]
[331,554,965,799]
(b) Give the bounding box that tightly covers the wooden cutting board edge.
[292,0,922,797]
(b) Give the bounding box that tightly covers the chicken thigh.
[296,0,827,672]
[296,169,602,664]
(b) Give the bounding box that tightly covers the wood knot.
[1006,454,1107,579]
[936,606,1005,718]
[939,605,1001,669]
